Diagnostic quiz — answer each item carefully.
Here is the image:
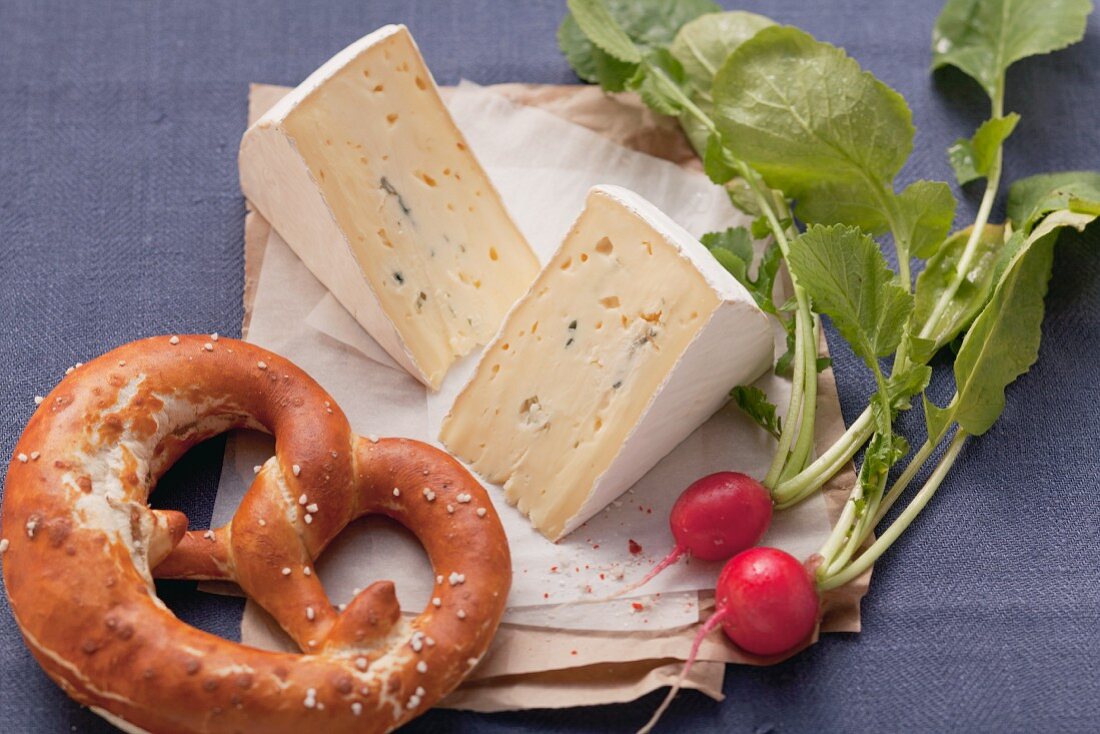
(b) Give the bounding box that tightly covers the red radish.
[638,547,819,733]
[714,546,820,656]
[603,472,772,602]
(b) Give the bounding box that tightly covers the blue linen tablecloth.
[1,1,1098,731]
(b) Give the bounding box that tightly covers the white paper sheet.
[211,83,834,631]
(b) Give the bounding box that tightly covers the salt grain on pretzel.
[1,335,511,734]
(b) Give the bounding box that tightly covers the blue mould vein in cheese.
[239,25,539,389]
[440,186,774,541]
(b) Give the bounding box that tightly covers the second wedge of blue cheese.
[440,185,774,541]
[239,25,539,389]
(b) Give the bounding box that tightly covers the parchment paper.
[222,81,868,711]
[215,82,835,620]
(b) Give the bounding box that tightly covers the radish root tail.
[636,607,728,734]
[546,546,687,615]
[602,546,685,603]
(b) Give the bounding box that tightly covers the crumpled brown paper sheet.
[238,81,869,712]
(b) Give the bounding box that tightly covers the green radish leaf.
[932,0,1092,100]
[558,9,636,92]
[793,181,889,237]
[1017,208,1098,252]
[990,228,1028,287]
[703,132,737,184]
[559,0,719,90]
[922,394,956,445]
[558,13,602,83]
[1007,171,1100,233]
[893,180,958,259]
[912,224,1006,354]
[857,430,909,503]
[925,209,1096,440]
[669,10,776,155]
[868,431,909,476]
[592,51,642,92]
[701,227,754,264]
[701,226,753,283]
[731,385,782,440]
[670,10,776,89]
[755,240,784,309]
[707,245,747,282]
[713,26,915,237]
[703,228,785,321]
[926,234,1056,440]
[787,224,913,368]
[775,320,797,378]
[905,335,939,366]
[627,49,687,116]
[887,363,933,411]
[1070,197,1100,216]
[566,0,643,63]
[750,216,772,240]
[793,177,957,263]
[725,179,763,217]
[948,114,1020,185]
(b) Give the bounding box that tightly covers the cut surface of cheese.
[440,185,774,541]
[239,25,539,388]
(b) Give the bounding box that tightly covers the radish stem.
[780,312,821,483]
[870,438,936,527]
[818,430,967,590]
[774,406,874,506]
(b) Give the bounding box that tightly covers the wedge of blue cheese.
[440,186,774,541]
[239,25,539,389]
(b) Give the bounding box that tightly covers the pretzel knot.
[1,336,511,733]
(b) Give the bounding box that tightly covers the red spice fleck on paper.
[628,539,643,555]
[631,602,644,612]
[571,649,578,656]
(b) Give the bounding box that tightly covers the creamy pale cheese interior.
[440,192,722,540]
[280,29,538,386]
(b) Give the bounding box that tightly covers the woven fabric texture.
[1,1,1098,731]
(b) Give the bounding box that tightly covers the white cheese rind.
[239,25,538,388]
[441,185,774,540]
[565,298,769,538]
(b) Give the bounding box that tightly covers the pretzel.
[1,335,511,733]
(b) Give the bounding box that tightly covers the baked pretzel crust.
[1,335,511,733]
